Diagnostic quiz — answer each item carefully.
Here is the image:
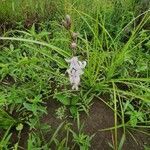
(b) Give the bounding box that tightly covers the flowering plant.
[66,57,86,90]
[62,15,86,90]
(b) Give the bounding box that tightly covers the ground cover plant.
[0,0,150,149]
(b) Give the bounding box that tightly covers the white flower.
[65,56,86,90]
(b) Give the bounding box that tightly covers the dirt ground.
[1,98,149,149]
[41,99,150,150]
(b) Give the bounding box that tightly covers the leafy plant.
[0,127,12,149]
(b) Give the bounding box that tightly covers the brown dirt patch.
[41,99,150,150]
[1,99,149,149]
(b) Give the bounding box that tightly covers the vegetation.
[0,0,150,149]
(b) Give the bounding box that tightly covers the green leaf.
[130,115,137,127]
[70,106,78,117]
[54,93,70,105]
[16,123,23,131]
[0,109,16,129]
[71,96,79,105]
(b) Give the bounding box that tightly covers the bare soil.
[1,99,150,149]
[41,99,150,150]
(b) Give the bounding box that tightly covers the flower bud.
[65,15,71,30]
[65,15,71,24]
[72,32,78,41]
[62,20,67,28]
[70,42,77,49]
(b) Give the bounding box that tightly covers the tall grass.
[0,0,62,23]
